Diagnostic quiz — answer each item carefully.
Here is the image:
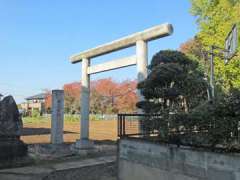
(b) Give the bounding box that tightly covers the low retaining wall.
[118,138,240,180]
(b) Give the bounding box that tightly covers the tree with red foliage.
[62,78,138,114]
[115,80,137,113]
[179,37,208,70]
[92,78,137,113]
[63,82,81,114]
[92,78,119,113]
[44,90,52,113]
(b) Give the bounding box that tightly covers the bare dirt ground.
[15,120,118,179]
[21,120,118,144]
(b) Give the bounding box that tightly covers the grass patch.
[64,114,80,122]
[22,114,113,124]
[22,116,49,124]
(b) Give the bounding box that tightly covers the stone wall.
[118,138,240,180]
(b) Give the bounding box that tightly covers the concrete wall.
[118,138,240,180]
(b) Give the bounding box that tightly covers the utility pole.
[209,46,215,99]
[208,24,238,101]
[208,45,230,100]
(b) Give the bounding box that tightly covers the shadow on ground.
[21,128,78,136]
[93,140,117,145]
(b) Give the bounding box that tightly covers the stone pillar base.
[71,139,96,155]
[75,139,94,149]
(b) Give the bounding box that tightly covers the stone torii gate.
[70,23,173,148]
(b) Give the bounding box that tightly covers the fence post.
[51,90,64,144]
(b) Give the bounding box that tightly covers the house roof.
[26,93,46,100]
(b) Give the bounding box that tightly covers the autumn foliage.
[63,82,81,113]
[92,78,137,113]
[44,90,52,113]
[45,78,137,114]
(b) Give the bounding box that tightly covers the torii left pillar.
[75,58,94,149]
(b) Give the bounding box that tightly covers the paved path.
[0,156,116,180]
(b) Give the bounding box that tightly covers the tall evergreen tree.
[137,50,208,114]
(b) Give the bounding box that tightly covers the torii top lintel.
[70,23,173,64]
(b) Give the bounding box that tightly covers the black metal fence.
[118,113,240,152]
[118,113,162,137]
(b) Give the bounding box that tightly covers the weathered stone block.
[0,96,27,161]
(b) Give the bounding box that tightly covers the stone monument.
[0,96,27,161]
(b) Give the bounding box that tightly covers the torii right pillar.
[136,40,148,107]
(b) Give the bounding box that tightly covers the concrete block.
[118,159,170,180]
[118,139,240,180]
[172,173,199,180]
[206,167,235,180]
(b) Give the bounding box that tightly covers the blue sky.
[0,1,198,103]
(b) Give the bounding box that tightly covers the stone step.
[0,156,116,180]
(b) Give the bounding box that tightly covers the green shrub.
[31,109,40,118]
[64,114,80,122]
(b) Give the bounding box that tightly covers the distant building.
[21,93,46,115]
